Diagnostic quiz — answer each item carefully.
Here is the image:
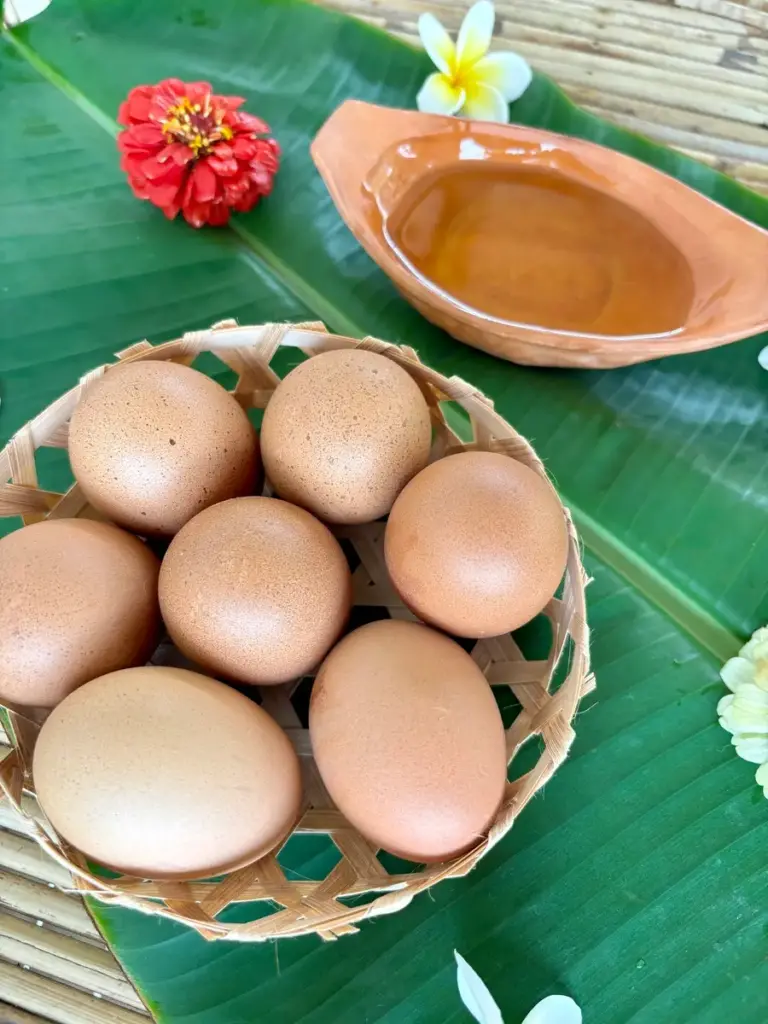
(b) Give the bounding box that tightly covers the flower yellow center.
[161,97,233,155]
[447,56,470,90]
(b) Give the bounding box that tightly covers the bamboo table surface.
[1,1,767,1022]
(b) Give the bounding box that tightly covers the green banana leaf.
[2,0,767,1021]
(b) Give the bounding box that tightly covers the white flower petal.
[754,665,768,693]
[418,12,456,76]
[721,657,754,692]
[759,346,768,371]
[522,995,583,1024]
[717,693,736,731]
[755,762,768,796]
[753,642,768,661]
[738,627,768,658]
[733,735,768,763]
[727,713,768,736]
[731,715,768,737]
[417,73,466,116]
[3,0,52,25]
[454,951,504,1024]
[733,681,768,709]
[472,51,533,102]
[460,81,509,122]
[456,0,495,68]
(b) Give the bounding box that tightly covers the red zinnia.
[117,79,280,228]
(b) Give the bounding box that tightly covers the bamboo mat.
[1,0,767,1022]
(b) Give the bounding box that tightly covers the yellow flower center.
[446,53,472,91]
[161,96,233,156]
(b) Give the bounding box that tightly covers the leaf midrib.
[4,26,742,665]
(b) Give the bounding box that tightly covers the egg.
[260,349,432,524]
[68,360,259,535]
[310,619,507,863]
[159,496,352,685]
[33,666,302,879]
[385,451,568,638]
[0,519,159,708]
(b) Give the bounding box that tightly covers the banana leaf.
[1,1,767,1021]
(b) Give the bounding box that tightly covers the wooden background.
[1,0,767,1022]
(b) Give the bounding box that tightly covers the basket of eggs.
[0,319,592,941]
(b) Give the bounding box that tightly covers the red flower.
[117,79,280,228]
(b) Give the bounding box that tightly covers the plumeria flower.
[455,951,582,1024]
[718,625,768,796]
[758,347,768,371]
[4,0,52,25]
[416,1,532,123]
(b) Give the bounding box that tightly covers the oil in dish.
[389,164,694,337]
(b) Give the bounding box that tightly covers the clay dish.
[311,100,768,369]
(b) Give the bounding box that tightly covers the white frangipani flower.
[454,950,582,1024]
[718,625,768,795]
[416,1,532,123]
[3,0,52,25]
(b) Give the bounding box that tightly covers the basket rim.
[0,319,593,942]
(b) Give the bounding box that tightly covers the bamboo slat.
[0,1003,49,1024]
[0,964,147,1024]
[0,915,146,1012]
[0,795,42,841]
[0,832,72,890]
[0,874,100,942]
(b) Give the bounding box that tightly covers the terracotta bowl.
[311,100,768,369]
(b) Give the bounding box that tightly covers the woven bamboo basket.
[0,319,593,942]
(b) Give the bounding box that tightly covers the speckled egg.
[385,451,568,638]
[260,349,432,524]
[68,360,259,535]
[0,519,159,709]
[33,666,302,879]
[310,619,507,863]
[159,496,352,685]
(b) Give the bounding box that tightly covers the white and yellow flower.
[416,1,532,123]
[718,625,768,795]
[455,950,581,1024]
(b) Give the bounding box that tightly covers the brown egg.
[68,360,259,535]
[0,519,159,708]
[33,666,302,879]
[160,496,352,685]
[310,619,506,862]
[385,451,568,638]
[260,349,432,524]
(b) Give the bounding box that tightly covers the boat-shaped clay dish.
[311,100,768,369]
